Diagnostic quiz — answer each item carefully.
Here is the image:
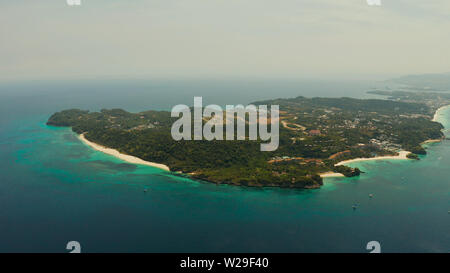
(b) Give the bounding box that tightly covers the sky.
[1,0,450,81]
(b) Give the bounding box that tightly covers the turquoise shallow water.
[0,80,449,252]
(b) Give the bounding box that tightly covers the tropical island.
[47,96,446,189]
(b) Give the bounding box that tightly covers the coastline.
[334,150,411,167]
[78,133,170,172]
[425,104,450,144]
[432,105,450,122]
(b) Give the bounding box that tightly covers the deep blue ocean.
[0,79,448,252]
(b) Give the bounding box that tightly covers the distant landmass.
[47,96,445,189]
[385,73,450,92]
[367,90,450,110]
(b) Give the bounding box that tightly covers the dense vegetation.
[47,96,444,189]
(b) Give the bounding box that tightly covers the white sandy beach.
[78,134,170,171]
[319,172,345,178]
[421,139,443,145]
[335,150,410,166]
[426,104,450,144]
[432,105,450,122]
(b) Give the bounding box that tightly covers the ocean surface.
[0,79,448,253]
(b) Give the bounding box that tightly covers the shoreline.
[426,104,450,144]
[78,133,170,172]
[334,150,411,167]
[432,104,450,122]
[421,138,444,145]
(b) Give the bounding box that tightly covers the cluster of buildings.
[369,138,402,151]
